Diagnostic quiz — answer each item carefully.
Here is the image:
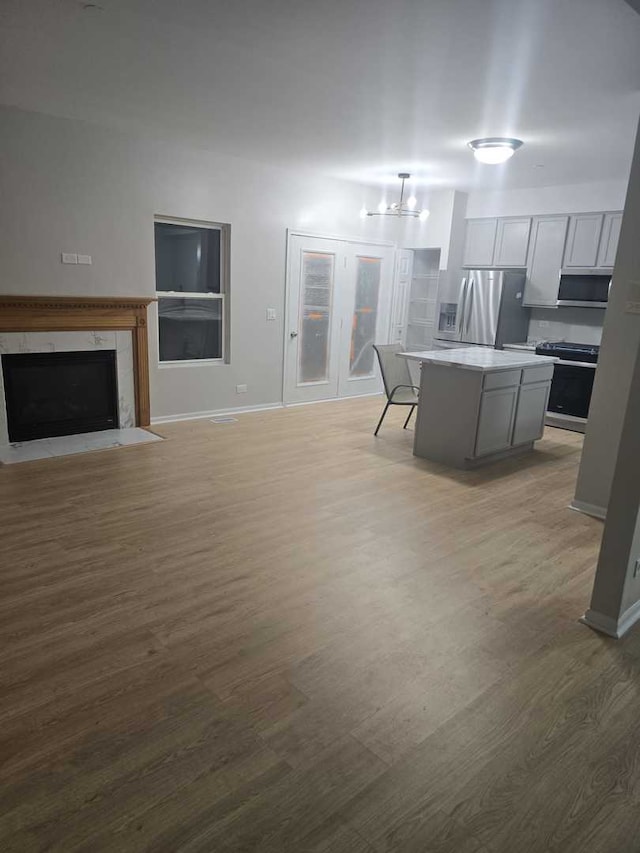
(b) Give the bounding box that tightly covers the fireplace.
[0,296,154,436]
[2,350,119,442]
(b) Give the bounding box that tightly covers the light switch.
[266,308,277,321]
[61,253,78,264]
[77,254,92,265]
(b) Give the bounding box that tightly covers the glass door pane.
[337,243,394,398]
[298,252,335,384]
[349,257,381,377]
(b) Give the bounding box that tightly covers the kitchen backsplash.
[527,306,605,345]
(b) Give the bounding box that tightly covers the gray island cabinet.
[399,348,557,469]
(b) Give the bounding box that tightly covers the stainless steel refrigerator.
[434,269,530,349]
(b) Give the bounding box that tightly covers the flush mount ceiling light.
[360,173,430,222]
[468,138,523,165]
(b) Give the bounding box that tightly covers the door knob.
[290,331,298,338]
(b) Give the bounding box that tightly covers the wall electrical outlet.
[538,320,550,329]
[61,253,78,264]
[266,308,277,321]
[236,384,248,394]
[77,254,92,265]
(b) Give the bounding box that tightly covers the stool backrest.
[373,344,413,401]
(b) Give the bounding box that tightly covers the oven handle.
[554,359,598,369]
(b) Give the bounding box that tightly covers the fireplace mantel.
[0,295,155,427]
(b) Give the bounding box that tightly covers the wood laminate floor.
[1,396,637,852]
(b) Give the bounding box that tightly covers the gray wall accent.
[574,115,640,516]
[528,306,605,345]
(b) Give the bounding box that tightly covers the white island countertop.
[398,347,557,373]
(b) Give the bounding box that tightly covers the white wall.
[0,107,453,419]
[465,180,628,219]
[397,191,464,270]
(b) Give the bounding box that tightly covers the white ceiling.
[1,0,639,192]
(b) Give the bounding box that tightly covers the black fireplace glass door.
[2,350,118,442]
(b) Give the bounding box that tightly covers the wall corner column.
[579,114,640,638]
[573,115,640,519]
[581,344,640,637]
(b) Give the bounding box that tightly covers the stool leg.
[374,401,391,436]
[403,406,415,429]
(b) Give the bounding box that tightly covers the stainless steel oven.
[547,361,596,420]
[535,342,599,432]
[556,271,611,308]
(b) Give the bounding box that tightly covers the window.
[154,219,230,363]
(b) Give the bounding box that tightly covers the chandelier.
[360,173,430,221]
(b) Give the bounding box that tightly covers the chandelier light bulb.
[358,174,427,221]
[468,137,523,165]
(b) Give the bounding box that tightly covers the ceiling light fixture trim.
[360,173,430,221]
[468,137,523,164]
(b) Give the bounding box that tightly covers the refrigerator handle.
[457,277,467,341]
[465,277,475,334]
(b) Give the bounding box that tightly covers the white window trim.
[154,216,231,366]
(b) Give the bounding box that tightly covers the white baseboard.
[151,392,383,425]
[151,402,284,425]
[284,391,383,408]
[581,598,640,638]
[569,499,607,521]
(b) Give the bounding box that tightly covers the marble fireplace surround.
[0,296,153,445]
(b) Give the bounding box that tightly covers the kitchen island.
[398,348,557,468]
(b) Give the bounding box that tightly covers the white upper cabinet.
[494,217,531,267]
[463,219,498,267]
[523,216,569,308]
[563,214,604,268]
[597,212,623,268]
[463,209,622,309]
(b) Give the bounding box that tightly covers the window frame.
[154,215,231,367]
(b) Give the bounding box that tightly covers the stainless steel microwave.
[556,271,611,308]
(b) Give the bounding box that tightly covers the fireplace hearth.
[2,350,118,442]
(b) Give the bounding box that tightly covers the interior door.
[338,243,395,397]
[285,235,344,404]
[285,235,394,404]
[390,249,413,345]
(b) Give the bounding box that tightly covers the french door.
[284,234,395,404]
